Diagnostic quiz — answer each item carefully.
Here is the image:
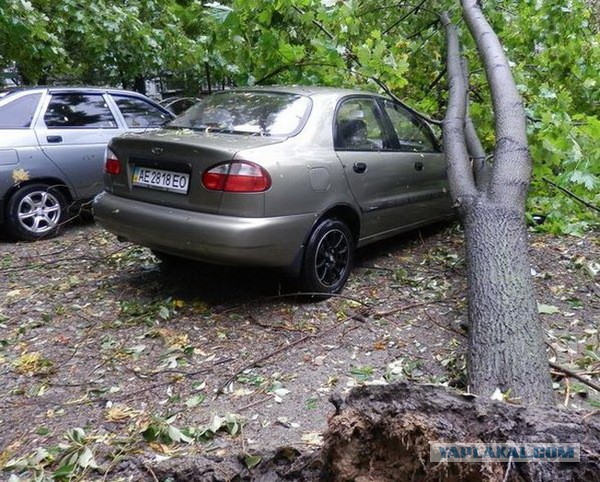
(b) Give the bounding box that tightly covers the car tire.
[6,184,67,241]
[300,218,355,296]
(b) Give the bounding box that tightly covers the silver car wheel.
[17,190,62,235]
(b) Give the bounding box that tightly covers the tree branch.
[291,5,334,40]
[370,77,442,125]
[291,4,441,126]
[549,361,600,393]
[382,0,429,35]
[256,61,341,85]
[542,177,600,214]
[442,12,478,206]
[461,59,489,190]
[427,67,446,93]
[461,0,531,207]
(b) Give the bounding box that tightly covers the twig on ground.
[238,396,272,412]
[215,333,316,396]
[423,310,467,338]
[248,314,306,332]
[215,309,370,397]
[549,361,600,393]
[142,463,160,482]
[373,295,460,318]
[564,375,571,407]
[503,455,514,482]
[582,410,600,422]
[0,245,132,274]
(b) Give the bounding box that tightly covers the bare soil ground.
[0,221,598,480]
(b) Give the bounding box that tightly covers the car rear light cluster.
[105,148,121,175]
[202,161,271,192]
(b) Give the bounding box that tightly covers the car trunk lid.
[106,129,284,215]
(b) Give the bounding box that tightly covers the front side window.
[0,93,41,128]
[111,95,171,128]
[169,91,311,136]
[382,100,436,152]
[44,94,117,128]
[335,98,386,151]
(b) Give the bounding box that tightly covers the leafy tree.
[0,0,195,89]
[464,1,600,235]
[0,0,66,84]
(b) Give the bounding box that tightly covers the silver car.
[0,87,174,240]
[94,86,452,295]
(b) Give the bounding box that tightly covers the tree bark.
[443,2,555,405]
[463,203,554,405]
[133,74,146,94]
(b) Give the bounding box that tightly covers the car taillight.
[202,161,271,192]
[105,148,121,175]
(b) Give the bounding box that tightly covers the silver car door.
[334,96,426,241]
[380,98,452,222]
[34,92,126,199]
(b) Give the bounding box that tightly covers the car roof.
[220,85,389,100]
[0,86,156,98]
[1,85,385,100]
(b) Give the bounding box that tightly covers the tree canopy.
[0,0,598,232]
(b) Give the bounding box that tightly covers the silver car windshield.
[168,91,311,136]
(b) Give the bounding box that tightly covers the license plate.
[132,166,190,194]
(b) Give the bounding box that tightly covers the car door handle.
[353,162,367,174]
[47,136,63,143]
[414,162,424,171]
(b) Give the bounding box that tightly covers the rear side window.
[111,95,171,128]
[44,94,117,128]
[0,93,41,128]
[382,100,436,152]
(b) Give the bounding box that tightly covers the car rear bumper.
[93,192,315,267]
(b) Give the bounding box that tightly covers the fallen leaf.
[538,303,560,315]
[490,388,504,401]
[12,169,30,183]
[301,432,323,447]
[244,455,262,469]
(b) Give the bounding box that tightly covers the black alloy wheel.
[301,218,355,296]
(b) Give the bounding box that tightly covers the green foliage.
[0,0,195,87]
[1,0,597,231]
[3,427,99,481]
[141,413,244,444]
[461,1,599,233]
[0,0,67,83]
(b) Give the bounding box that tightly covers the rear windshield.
[168,91,311,136]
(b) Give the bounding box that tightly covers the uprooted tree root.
[322,383,600,481]
[152,383,600,481]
